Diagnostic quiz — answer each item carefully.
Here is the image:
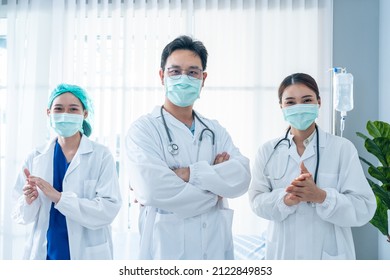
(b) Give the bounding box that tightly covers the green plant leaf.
[357,120,390,238]
[359,156,374,168]
[356,132,369,141]
[365,138,387,166]
[368,178,390,209]
[368,167,386,184]
[372,121,390,138]
[370,198,389,236]
[373,137,390,167]
[368,166,390,185]
[367,120,382,138]
[378,167,390,183]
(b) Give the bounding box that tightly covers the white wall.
[378,0,390,260]
[333,0,380,259]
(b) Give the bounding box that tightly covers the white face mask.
[282,104,319,130]
[165,75,202,107]
[50,113,84,137]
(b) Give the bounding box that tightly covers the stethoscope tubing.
[160,105,215,155]
[273,125,319,183]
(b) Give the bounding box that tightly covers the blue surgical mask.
[282,104,319,131]
[165,75,202,107]
[50,113,84,137]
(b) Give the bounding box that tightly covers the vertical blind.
[0,0,332,259]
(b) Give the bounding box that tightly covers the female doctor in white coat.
[249,73,376,260]
[12,84,122,260]
[125,35,251,260]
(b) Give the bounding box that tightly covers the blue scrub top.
[46,140,71,260]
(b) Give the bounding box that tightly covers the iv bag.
[333,72,354,112]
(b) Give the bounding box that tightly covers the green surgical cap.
[48,83,94,137]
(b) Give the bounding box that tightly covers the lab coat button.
[203,253,207,259]
[202,222,207,228]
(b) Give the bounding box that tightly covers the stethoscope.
[265,124,320,183]
[160,105,215,155]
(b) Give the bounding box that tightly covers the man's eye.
[169,69,180,75]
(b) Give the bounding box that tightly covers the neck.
[290,123,316,144]
[163,100,194,126]
[57,132,82,151]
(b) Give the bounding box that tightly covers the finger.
[290,180,306,187]
[300,161,309,174]
[214,155,222,164]
[24,168,31,178]
[295,173,312,181]
[287,186,305,195]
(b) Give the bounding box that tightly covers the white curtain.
[0,0,333,259]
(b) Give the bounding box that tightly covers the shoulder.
[194,111,227,133]
[321,129,358,155]
[82,137,114,159]
[127,108,161,135]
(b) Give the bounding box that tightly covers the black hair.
[160,35,208,71]
[278,73,320,104]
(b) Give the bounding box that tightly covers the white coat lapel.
[33,139,56,184]
[64,135,93,179]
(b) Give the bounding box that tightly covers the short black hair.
[278,73,320,104]
[160,35,208,71]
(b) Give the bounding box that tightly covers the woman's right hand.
[22,168,38,204]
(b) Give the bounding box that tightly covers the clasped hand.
[284,162,326,206]
[23,168,61,204]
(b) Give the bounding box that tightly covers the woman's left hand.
[285,162,326,204]
[28,176,62,204]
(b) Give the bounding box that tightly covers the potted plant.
[356,120,390,242]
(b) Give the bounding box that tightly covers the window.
[0,0,332,259]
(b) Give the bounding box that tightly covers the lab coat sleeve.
[248,144,298,222]
[188,125,251,198]
[315,142,376,227]
[12,152,42,224]
[125,118,218,219]
[55,149,122,230]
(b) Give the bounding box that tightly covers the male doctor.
[125,35,251,260]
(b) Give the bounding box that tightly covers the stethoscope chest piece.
[168,143,179,155]
[161,105,215,157]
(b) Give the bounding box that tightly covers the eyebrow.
[284,95,315,100]
[167,65,202,70]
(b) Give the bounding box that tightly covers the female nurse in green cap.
[12,84,122,260]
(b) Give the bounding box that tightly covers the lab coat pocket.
[83,180,97,199]
[84,241,111,260]
[151,213,184,259]
[321,226,348,260]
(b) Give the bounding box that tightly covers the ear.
[84,110,88,119]
[46,108,51,117]
[201,72,208,87]
[318,97,321,108]
[159,69,164,85]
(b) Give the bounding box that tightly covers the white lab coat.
[248,127,376,260]
[12,135,122,260]
[125,106,251,260]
